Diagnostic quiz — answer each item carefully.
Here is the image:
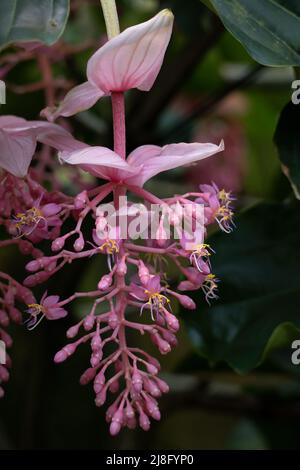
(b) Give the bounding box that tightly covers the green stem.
[100,0,120,39]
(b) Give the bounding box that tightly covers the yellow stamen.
[99,239,119,255]
[27,303,45,314]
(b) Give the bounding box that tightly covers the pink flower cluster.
[0,9,235,434]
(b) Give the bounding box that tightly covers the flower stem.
[100,0,120,39]
[111,92,126,159]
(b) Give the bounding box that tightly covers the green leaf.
[183,201,300,373]
[210,0,300,66]
[0,0,70,50]
[274,101,300,199]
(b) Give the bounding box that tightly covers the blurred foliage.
[0,0,70,50]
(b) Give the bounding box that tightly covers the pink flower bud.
[176,293,196,310]
[0,329,12,348]
[0,365,9,382]
[126,416,137,429]
[54,343,77,363]
[106,400,119,423]
[94,370,105,394]
[66,323,81,339]
[138,261,150,285]
[97,274,112,291]
[74,233,85,252]
[155,218,168,247]
[125,402,135,420]
[51,237,65,252]
[0,386,4,399]
[161,330,177,347]
[79,367,97,385]
[83,314,95,331]
[74,191,88,210]
[150,333,171,355]
[144,395,161,421]
[109,379,119,393]
[95,387,107,407]
[108,312,118,329]
[90,350,103,368]
[132,370,143,393]
[164,310,180,332]
[110,409,123,436]
[143,377,161,397]
[0,310,9,327]
[23,271,50,287]
[146,363,158,375]
[154,377,169,394]
[18,240,33,255]
[8,307,22,324]
[139,410,150,431]
[91,334,102,352]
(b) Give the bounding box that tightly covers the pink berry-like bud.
[110,408,123,436]
[8,307,22,324]
[125,402,135,420]
[132,370,143,393]
[139,410,150,431]
[161,330,178,347]
[90,350,103,368]
[23,271,50,287]
[146,363,158,375]
[66,323,81,339]
[95,387,107,407]
[94,370,105,394]
[109,379,119,393]
[97,274,112,291]
[51,237,65,252]
[176,293,196,310]
[18,240,33,255]
[79,367,97,385]
[164,310,180,332]
[74,191,88,210]
[143,377,161,397]
[54,343,77,363]
[138,261,150,285]
[108,312,118,329]
[91,334,102,352]
[74,233,85,252]
[127,417,137,430]
[0,365,9,382]
[83,314,95,331]
[0,310,9,327]
[154,377,169,394]
[144,396,161,421]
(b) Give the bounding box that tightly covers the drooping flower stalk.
[0,1,235,436]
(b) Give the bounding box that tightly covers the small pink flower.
[25,292,67,330]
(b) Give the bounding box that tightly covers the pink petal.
[43,295,60,307]
[126,141,225,186]
[41,81,104,121]
[0,128,36,177]
[87,9,173,93]
[59,146,137,181]
[46,307,68,320]
[28,121,87,152]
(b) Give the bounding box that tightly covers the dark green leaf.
[0,0,70,50]
[183,201,300,373]
[210,0,300,66]
[274,101,300,199]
